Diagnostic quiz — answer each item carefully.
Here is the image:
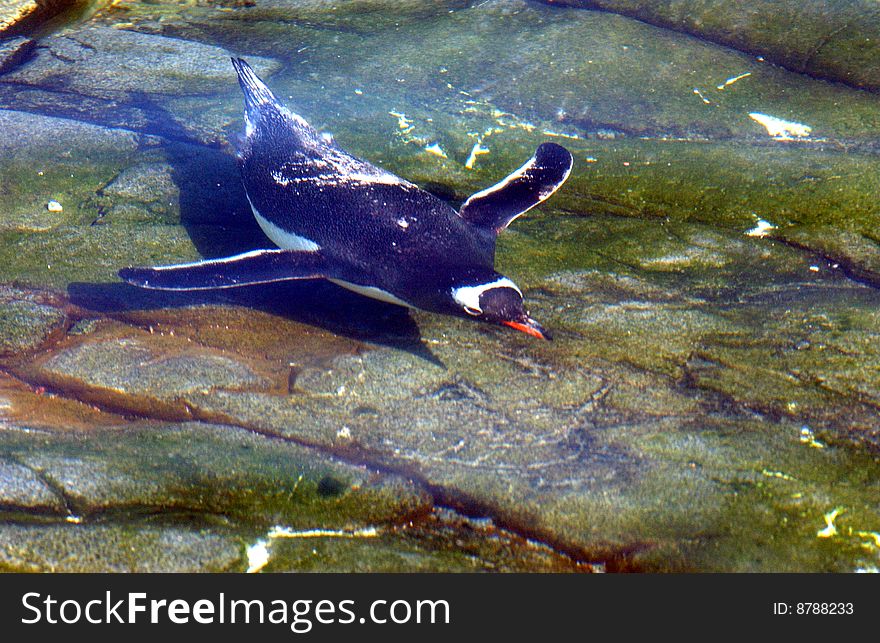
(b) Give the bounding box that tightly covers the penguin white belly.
[327,279,413,308]
[248,198,321,252]
[247,196,411,308]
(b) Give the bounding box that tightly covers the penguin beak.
[502,317,552,340]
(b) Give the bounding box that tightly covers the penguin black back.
[120,59,573,340]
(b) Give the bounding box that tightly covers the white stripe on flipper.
[247,196,321,252]
[451,277,521,313]
[328,279,413,308]
[147,248,287,271]
[460,150,572,223]
[540,161,572,200]
[462,155,538,208]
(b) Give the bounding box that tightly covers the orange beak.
[502,318,552,340]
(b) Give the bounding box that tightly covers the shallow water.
[0,0,879,572]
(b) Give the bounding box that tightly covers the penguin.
[119,58,573,340]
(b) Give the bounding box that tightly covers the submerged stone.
[0,459,65,513]
[0,286,66,356]
[0,420,432,528]
[0,378,584,572]
[0,24,279,99]
[259,510,584,573]
[0,109,143,232]
[0,0,879,573]
[0,522,242,572]
[0,0,77,37]
[0,35,34,74]
[543,0,880,92]
[19,235,880,571]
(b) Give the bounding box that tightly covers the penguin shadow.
[68,95,444,367]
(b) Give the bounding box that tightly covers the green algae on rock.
[0,287,67,356]
[0,110,144,232]
[0,0,80,37]
[19,255,880,571]
[258,510,586,573]
[0,523,243,572]
[0,378,584,572]
[542,0,880,93]
[1,0,880,573]
[0,421,432,528]
[0,25,279,100]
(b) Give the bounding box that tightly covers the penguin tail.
[231,57,279,112]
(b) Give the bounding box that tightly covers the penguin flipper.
[119,249,326,291]
[458,142,573,234]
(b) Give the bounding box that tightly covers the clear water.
[0,0,879,572]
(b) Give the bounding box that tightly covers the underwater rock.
[0,24,279,144]
[542,0,880,92]
[0,223,204,289]
[0,459,66,513]
[97,162,181,224]
[0,380,584,572]
[0,420,432,527]
[0,1,38,33]
[92,144,257,228]
[38,329,273,398]
[0,35,34,74]
[18,253,880,571]
[94,0,880,143]
[0,0,74,37]
[0,300,65,355]
[1,0,880,572]
[0,286,66,356]
[0,522,242,572]
[0,109,143,232]
[261,510,584,573]
[0,24,279,99]
[5,0,880,282]
[100,162,178,205]
[0,110,261,285]
[102,0,477,34]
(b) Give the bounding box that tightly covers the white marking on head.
[451,277,521,314]
[248,195,321,252]
[396,217,409,229]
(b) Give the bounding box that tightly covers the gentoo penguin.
[119,58,573,340]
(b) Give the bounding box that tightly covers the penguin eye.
[464,306,482,316]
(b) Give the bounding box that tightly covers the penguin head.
[449,273,550,340]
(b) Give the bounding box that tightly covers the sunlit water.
[0,0,879,572]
